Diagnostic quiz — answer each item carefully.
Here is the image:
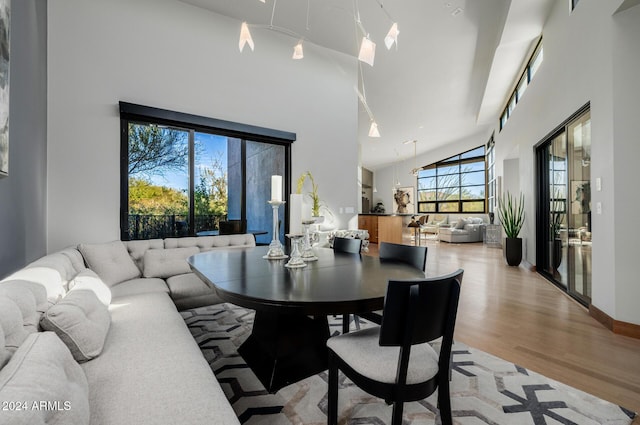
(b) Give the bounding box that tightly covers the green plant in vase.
[296,171,333,222]
[296,171,321,218]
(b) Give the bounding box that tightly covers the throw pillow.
[78,240,141,286]
[68,269,112,306]
[143,247,200,279]
[455,218,467,229]
[40,290,111,363]
[0,332,90,425]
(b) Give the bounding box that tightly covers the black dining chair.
[327,269,463,425]
[219,220,246,235]
[332,237,363,334]
[332,236,363,254]
[359,242,428,326]
[379,241,428,270]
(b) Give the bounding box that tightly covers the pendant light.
[239,22,254,52]
[384,23,399,49]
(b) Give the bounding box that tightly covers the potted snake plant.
[497,192,525,266]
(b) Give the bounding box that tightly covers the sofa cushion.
[110,277,169,299]
[69,269,112,306]
[59,247,88,273]
[124,239,164,272]
[78,240,141,286]
[0,297,29,369]
[0,323,5,369]
[0,332,90,425]
[1,266,66,306]
[166,272,216,300]
[0,284,40,333]
[26,253,79,288]
[82,292,239,425]
[164,234,256,250]
[0,280,49,315]
[40,290,111,363]
[143,247,200,279]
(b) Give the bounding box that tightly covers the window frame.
[119,102,295,240]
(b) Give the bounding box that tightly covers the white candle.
[271,175,283,202]
[289,194,303,234]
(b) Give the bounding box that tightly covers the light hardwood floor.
[365,240,640,420]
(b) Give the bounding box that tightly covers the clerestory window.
[500,39,544,130]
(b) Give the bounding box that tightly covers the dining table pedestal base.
[238,310,330,393]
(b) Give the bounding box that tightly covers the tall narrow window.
[120,103,294,244]
[486,135,496,214]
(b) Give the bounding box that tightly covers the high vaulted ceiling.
[178,0,554,169]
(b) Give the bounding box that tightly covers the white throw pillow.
[40,290,111,363]
[68,269,112,306]
[143,247,200,279]
[455,219,467,229]
[0,332,90,425]
[78,241,141,286]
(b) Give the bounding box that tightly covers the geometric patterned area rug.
[182,303,636,425]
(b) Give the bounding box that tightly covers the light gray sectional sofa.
[438,216,487,243]
[0,234,255,425]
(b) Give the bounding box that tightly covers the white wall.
[612,4,640,324]
[47,0,358,251]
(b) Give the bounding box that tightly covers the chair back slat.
[379,242,427,271]
[333,237,362,254]
[379,269,463,347]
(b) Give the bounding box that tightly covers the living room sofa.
[438,216,487,243]
[0,234,255,425]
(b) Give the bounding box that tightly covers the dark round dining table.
[188,245,425,392]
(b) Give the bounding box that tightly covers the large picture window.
[417,146,486,213]
[120,103,294,244]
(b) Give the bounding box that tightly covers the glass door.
[539,132,568,285]
[566,110,591,303]
[536,107,591,306]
